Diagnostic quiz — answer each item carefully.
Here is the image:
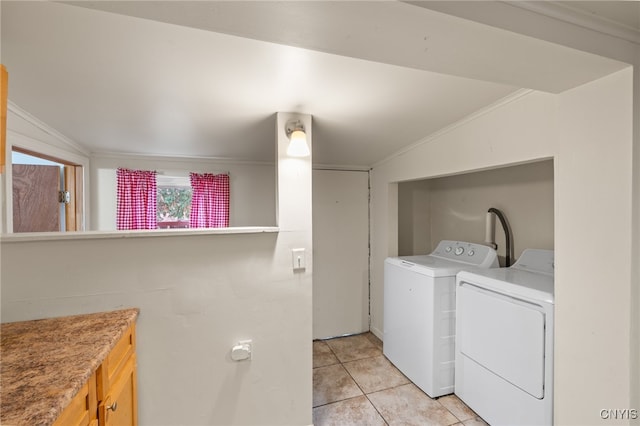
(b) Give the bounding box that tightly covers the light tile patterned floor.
[313,333,488,426]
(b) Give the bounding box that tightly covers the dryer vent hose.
[487,208,513,267]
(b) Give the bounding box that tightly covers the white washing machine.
[455,249,554,426]
[383,240,498,398]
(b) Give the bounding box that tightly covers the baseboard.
[370,325,383,342]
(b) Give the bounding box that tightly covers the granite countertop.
[0,308,140,426]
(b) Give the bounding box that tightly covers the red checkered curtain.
[189,173,229,228]
[116,168,157,230]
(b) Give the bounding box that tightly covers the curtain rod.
[155,171,229,176]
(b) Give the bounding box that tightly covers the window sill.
[0,226,279,243]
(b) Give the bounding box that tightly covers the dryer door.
[457,282,546,399]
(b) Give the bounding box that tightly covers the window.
[157,175,191,229]
[116,169,229,230]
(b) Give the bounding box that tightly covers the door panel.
[313,170,369,339]
[12,164,61,232]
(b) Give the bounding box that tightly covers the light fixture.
[285,120,310,157]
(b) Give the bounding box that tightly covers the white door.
[313,169,369,339]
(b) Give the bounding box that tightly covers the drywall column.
[555,68,634,425]
[276,112,313,235]
[631,53,640,422]
[275,111,313,425]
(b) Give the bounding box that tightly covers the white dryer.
[383,240,498,398]
[455,249,554,426]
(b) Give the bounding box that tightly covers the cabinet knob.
[107,401,118,412]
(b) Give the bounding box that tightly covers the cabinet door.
[98,325,135,394]
[53,374,96,426]
[99,354,137,426]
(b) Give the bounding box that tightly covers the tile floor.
[313,332,488,426]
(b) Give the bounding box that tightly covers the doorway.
[11,148,83,232]
[313,169,370,339]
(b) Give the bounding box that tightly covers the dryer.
[455,249,554,425]
[383,240,498,398]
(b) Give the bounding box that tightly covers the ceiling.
[1,1,635,168]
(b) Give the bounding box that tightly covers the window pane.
[157,186,192,228]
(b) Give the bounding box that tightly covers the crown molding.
[8,101,90,156]
[312,164,371,172]
[506,1,640,45]
[91,150,276,166]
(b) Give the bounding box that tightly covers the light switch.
[292,248,306,270]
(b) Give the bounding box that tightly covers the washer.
[383,240,498,398]
[455,249,554,425]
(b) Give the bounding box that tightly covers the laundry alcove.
[397,159,554,264]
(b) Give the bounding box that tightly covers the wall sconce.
[285,120,310,157]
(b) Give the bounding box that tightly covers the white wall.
[90,155,276,230]
[397,179,432,256]
[0,111,313,426]
[371,69,634,424]
[398,160,554,264]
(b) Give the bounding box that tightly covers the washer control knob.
[445,246,452,253]
[468,250,475,256]
[454,247,464,256]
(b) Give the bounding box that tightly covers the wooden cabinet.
[0,309,139,426]
[99,353,137,426]
[53,373,97,426]
[97,324,137,426]
[55,323,138,426]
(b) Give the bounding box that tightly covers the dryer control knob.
[445,246,452,253]
[455,247,464,256]
[468,250,475,256]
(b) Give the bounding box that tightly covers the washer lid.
[386,255,477,277]
[511,249,554,275]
